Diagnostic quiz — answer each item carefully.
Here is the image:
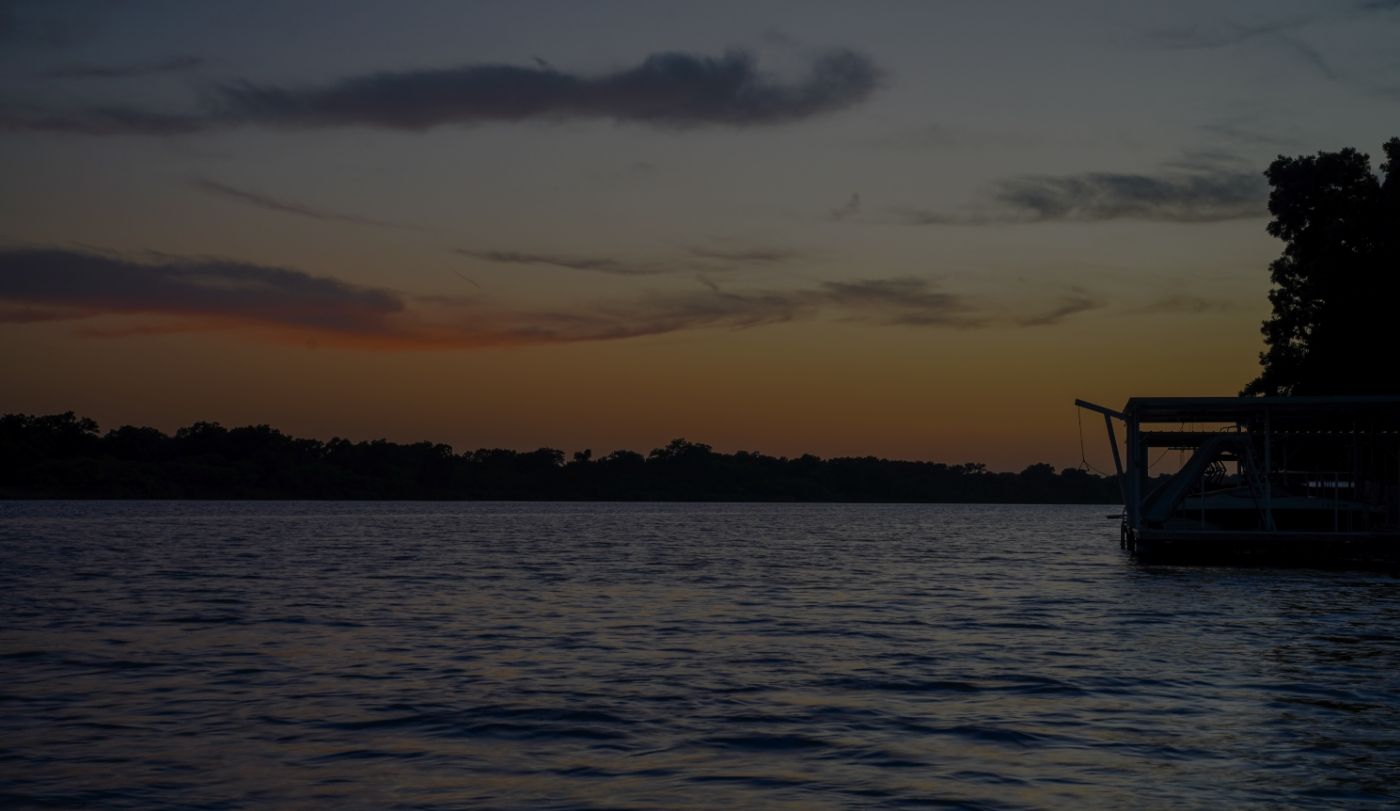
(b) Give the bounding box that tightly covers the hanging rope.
[1077,406,1111,476]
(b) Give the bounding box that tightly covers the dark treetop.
[1245,137,1400,396]
[0,412,1120,503]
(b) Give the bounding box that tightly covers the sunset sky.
[2,0,1397,471]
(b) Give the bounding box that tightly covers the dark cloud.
[191,178,407,229]
[904,169,1266,225]
[458,249,662,276]
[0,248,404,336]
[40,55,204,79]
[222,47,880,130]
[2,48,880,136]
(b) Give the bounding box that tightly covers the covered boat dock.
[1074,396,1400,565]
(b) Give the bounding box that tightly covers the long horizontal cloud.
[0,103,207,136]
[223,48,880,129]
[0,248,404,336]
[0,248,1089,350]
[191,178,407,229]
[904,169,1266,224]
[1,48,880,135]
[460,242,800,276]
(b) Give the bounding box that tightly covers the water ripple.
[2,501,1399,809]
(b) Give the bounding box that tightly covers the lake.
[2,501,1398,809]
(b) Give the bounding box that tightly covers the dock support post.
[1263,408,1275,530]
[1127,415,1141,530]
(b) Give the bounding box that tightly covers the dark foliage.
[0,412,1121,503]
[1245,137,1400,395]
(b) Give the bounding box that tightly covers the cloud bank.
[1,48,881,135]
[0,248,1093,350]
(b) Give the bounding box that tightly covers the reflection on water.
[2,501,1398,809]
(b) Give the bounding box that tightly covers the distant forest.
[1,412,1122,503]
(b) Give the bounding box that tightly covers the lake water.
[2,501,1399,809]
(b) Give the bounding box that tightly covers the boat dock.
[1074,396,1400,565]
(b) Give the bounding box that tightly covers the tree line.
[0,412,1121,502]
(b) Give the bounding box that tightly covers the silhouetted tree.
[1245,138,1400,395]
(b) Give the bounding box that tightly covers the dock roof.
[1122,396,1400,425]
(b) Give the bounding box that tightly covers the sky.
[2,0,1398,471]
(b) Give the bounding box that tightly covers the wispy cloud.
[1147,1,1400,50]
[813,277,982,327]
[461,242,799,276]
[686,246,797,264]
[992,171,1265,223]
[1198,123,1300,150]
[191,178,407,229]
[1140,3,1400,88]
[1271,33,1339,81]
[1,48,881,136]
[0,248,1096,350]
[902,168,1266,225]
[1144,15,1318,50]
[1124,294,1238,315]
[457,249,663,277]
[1017,289,1105,326]
[40,55,204,80]
[0,102,206,136]
[830,192,861,221]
